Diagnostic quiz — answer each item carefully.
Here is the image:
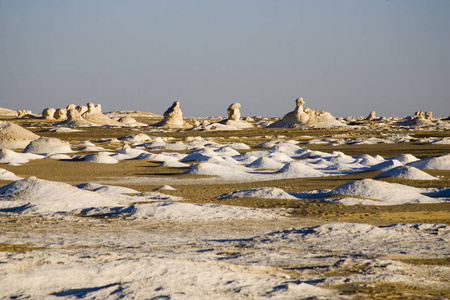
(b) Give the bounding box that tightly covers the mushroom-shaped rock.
[213,102,253,129]
[425,111,432,120]
[154,101,186,127]
[42,108,56,120]
[227,103,242,121]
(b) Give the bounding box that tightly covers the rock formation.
[82,103,122,126]
[227,103,241,121]
[425,111,432,120]
[268,98,344,128]
[67,107,83,121]
[154,101,185,127]
[397,111,433,127]
[54,108,67,120]
[366,111,377,121]
[42,108,56,120]
[17,110,33,118]
[76,105,88,115]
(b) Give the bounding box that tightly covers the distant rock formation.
[42,108,56,120]
[54,108,68,120]
[227,103,241,121]
[17,110,33,118]
[268,98,345,128]
[218,102,253,129]
[82,103,122,126]
[397,111,433,127]
[154,101,186,128]
[366,111,377,121]
[425,111,432,120]
[76,105,88,115]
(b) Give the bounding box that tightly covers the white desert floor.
[0,116,449,299]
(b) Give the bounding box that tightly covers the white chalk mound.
[23,137,72,154]
[374,166,437,180]
[407,154,450,170]
[331,179,444,205]
[218,187,297,199]
[0,168,22,181]
[0,177,116,213]
[84,152,119,164]
[0,121,40,149]
[246,157,285,169]
[0,149,38,165]
[277,161,324,177]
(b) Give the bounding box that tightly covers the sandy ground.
[1,115,449,299]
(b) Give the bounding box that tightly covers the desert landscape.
[0,102,449,299]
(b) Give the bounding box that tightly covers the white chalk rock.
[0,121,40,149]
[154,101,185,127]
[23,137,73,154]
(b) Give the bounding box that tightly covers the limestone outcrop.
[54,108,68,120]
[366,111,377,121]
[398,111,433,126]
[154,101,186,128]
[268,98,345,128]
[227,103,241,121]
[81,103,122,126]
[42,108,56,120]
[17,110,33,118]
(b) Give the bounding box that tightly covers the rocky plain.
[0,101,449,299]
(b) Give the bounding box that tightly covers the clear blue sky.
[1,0,449,117]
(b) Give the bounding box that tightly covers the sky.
[1,0,449,118]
